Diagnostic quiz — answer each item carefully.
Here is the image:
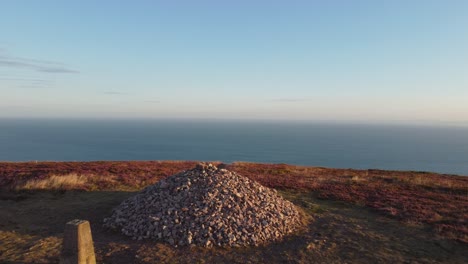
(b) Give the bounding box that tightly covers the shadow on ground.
[0,190,466,263]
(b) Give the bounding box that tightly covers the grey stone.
[103,163,304,247]
[60,219,96,264]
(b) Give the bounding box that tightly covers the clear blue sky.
[1,1,467,123]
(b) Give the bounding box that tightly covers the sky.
[1,1,467,124]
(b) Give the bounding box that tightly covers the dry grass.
[1,190,467,263]
[0,161,198,190]
[14,174,88,191]
[1,161,467,243]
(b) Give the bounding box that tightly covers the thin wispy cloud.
[0,77,50,83]
[17,84,51,89]
[270,98,311,103]
[1,77,53,89]
[0,55,79,74]
[103,91,127,95]
[38,67,78,73]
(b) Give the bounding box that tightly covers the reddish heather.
[0,161,466,242]
[0,161,197,190]
[226,163,468,243]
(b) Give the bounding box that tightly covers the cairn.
[104,163,304,247]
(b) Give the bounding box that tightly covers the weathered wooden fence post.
[60,219,96,264]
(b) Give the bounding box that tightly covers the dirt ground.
[0,189,466,264]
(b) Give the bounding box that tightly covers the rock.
[103,163,304,247]
[60,219,96,264]
[168,238,175,245]
[205,240,212,247]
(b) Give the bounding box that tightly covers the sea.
[1,119,467,176]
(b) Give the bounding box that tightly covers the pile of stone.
[103,163,304,247]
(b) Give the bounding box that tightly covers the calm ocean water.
[1,119,467,176]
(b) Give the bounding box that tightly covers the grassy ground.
[0,161,467,263]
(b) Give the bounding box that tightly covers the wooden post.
[60,219,96,264]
